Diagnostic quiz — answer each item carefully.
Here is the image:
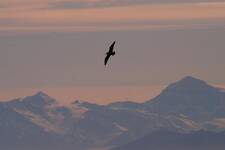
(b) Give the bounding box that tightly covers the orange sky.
[0,1,225,104]
[0,86,164,104]
[0,85,224,104]
[1,2,225,32]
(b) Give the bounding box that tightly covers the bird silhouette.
[105,41,116,66]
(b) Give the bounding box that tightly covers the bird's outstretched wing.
[109,41,116,53]
[104,54,111,66]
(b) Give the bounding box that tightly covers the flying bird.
[105,41,116,66]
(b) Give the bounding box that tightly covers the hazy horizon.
[0,85,164,104]
[0,81,224,104]
[1,0,225,104]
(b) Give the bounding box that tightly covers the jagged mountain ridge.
[0,76,225,150]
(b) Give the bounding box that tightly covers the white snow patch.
[69,105,89,119]
[178,117,200,129]
[114,123,128,132]
[210,118,225,128]
[14,108,65,134]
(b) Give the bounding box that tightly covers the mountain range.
[0,76,225,150]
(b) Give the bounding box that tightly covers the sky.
[0,0,225,104]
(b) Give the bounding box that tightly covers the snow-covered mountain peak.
[168,76,212,89]
[21,91,57,106]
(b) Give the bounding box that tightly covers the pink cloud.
[1,2,225,31]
